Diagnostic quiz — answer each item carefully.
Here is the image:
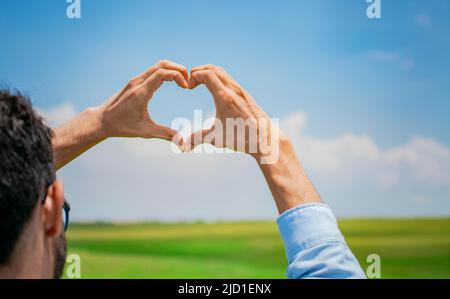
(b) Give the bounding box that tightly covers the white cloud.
[366,50,415,71]
[37,103,78,127]
[283,112,450,190]
[385,136,450,185]
[43,106,450,221]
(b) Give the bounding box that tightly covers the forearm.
[52,106,106,170]
[256,135,321,214]
[258,135,364,278]
[186,64,363,278]
[277,204,366,278]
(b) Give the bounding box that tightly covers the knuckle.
[158,59,169,67]
[215,65,224,72]
[224,94,235,103]
[204,69,215,77]
[190,72,199,80]
[127,77,140,87]
[154,68,166,78]
[175,73,183,80]
[216,89,227,98]
[128,89,143,98]
[218,90,233,101]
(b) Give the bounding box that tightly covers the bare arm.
[187,65,365,278]
[185,64,321,213]
[52,60,189,170]
[53,107,107,170]
[256,138,322,214]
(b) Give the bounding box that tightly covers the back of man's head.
[0,89,55,265]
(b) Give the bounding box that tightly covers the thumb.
[184,127,215,152]
[149,123,184,150]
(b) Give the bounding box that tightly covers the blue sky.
[1,0,449,221]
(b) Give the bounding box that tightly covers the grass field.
[64,219,450,279]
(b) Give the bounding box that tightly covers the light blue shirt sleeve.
[277,203,366,279]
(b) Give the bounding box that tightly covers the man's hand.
[98,60,188,142]
[53,60,188,169]
[186,64,283,161]
[186,64,321,214]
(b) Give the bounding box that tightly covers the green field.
[64,219,450,279]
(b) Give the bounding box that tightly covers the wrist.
[251,130,292,164]
[255,133,321,214]
[84,105,109,140]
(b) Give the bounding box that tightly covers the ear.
[42,180,65,238]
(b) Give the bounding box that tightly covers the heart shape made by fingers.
[100,60,276,159]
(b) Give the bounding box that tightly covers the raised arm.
[52,60,188,169]
[186,65,365,279]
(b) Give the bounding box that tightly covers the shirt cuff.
[277,203,345,263]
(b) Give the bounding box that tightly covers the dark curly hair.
[0,89,55,265]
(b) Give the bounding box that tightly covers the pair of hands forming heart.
[96,60,282,159]
[52,60,320,216]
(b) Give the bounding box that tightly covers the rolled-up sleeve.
[277,203,366,279]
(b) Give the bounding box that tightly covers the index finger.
[188,70,226,97]
[137,60,189,83]
[139,68,188,98]
[191,64,237,85]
